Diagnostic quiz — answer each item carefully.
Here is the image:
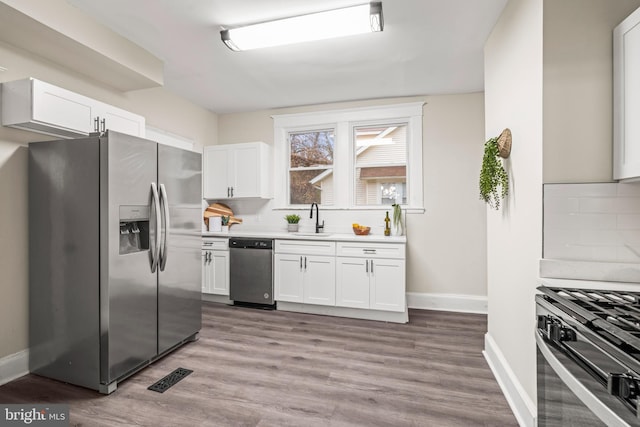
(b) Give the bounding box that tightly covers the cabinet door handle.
[230,187,234,197]
[300,256,303,270]
[366,259,369,273]
[100,118,106,132]
[371,260,374,273]
[94,117,99,132]
[304,256,307,270]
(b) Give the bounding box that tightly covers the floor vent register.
[147,368,193,393]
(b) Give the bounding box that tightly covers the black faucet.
[310,203,324,233]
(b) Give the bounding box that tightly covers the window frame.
[287,127,336,205]
[272,102,424,211]
[350,120,409,208]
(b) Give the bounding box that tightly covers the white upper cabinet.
[203,142,271,199]
[1,78,145,139]
[99,103,146,138]
[614,7,640,180]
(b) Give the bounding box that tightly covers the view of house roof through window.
[354,123,407,206]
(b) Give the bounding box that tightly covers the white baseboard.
[277,301,409,323]
[406,292,487,314]
[0,349,29,387]
[483,333,536,427]
[202,293,233,304]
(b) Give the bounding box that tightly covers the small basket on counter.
[352,225,371,236]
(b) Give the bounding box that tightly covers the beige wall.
[419,94,487,296]
[484,0,640,420]
[0,134,28,360]
[0,40,218,360]
[543,0,640,183]
[485,0,543,413]
[218,93,488,297]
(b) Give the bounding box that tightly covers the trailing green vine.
[479,137,509,210]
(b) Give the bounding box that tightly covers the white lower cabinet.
[274,254,303,303]
[335,258,370,309]
[336,242,406,313]
[274,239,406,315]
[274,240,336,306]
[202,238,229,296]
[303,256,336,305]
[202,251,212,293]
[369,259,406,312]
[275,254,336,305]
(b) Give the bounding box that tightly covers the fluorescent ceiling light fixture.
[221,2,383,51]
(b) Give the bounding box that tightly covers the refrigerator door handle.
[150,182,162,273]
[159,183,170,271]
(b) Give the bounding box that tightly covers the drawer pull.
[363,249,376,254]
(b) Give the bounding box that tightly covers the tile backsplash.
[544,183,640,263]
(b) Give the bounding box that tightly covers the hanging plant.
[479,132,510,210]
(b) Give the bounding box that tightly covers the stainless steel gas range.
[536,286,640,426]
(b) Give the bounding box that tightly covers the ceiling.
[66,0,507,114]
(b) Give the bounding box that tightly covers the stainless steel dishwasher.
[229,237,275,309]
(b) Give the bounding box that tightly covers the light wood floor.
[0,303,517,426]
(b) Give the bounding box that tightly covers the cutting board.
[203,203,243,226]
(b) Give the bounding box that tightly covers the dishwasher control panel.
[229,238,274,250]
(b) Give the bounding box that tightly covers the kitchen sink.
[292,232,334,238]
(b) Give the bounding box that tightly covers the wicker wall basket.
[497,128,512,158]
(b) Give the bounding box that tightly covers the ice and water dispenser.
[119,205,150,254]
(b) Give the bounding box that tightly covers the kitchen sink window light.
[272,102,424,211]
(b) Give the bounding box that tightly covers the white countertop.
[202,230,406,243]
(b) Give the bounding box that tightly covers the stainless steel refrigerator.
[29,130,202,394]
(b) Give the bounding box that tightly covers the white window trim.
[272,102,424,210]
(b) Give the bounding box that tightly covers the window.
[288,129,334,205]
[354,124,407,206]
[273,102,424,210]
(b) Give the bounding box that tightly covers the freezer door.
[157,144,202,354]
[100,131,159,384]
[29,137,101,390]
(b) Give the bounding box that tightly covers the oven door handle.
[536,332,634,426]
